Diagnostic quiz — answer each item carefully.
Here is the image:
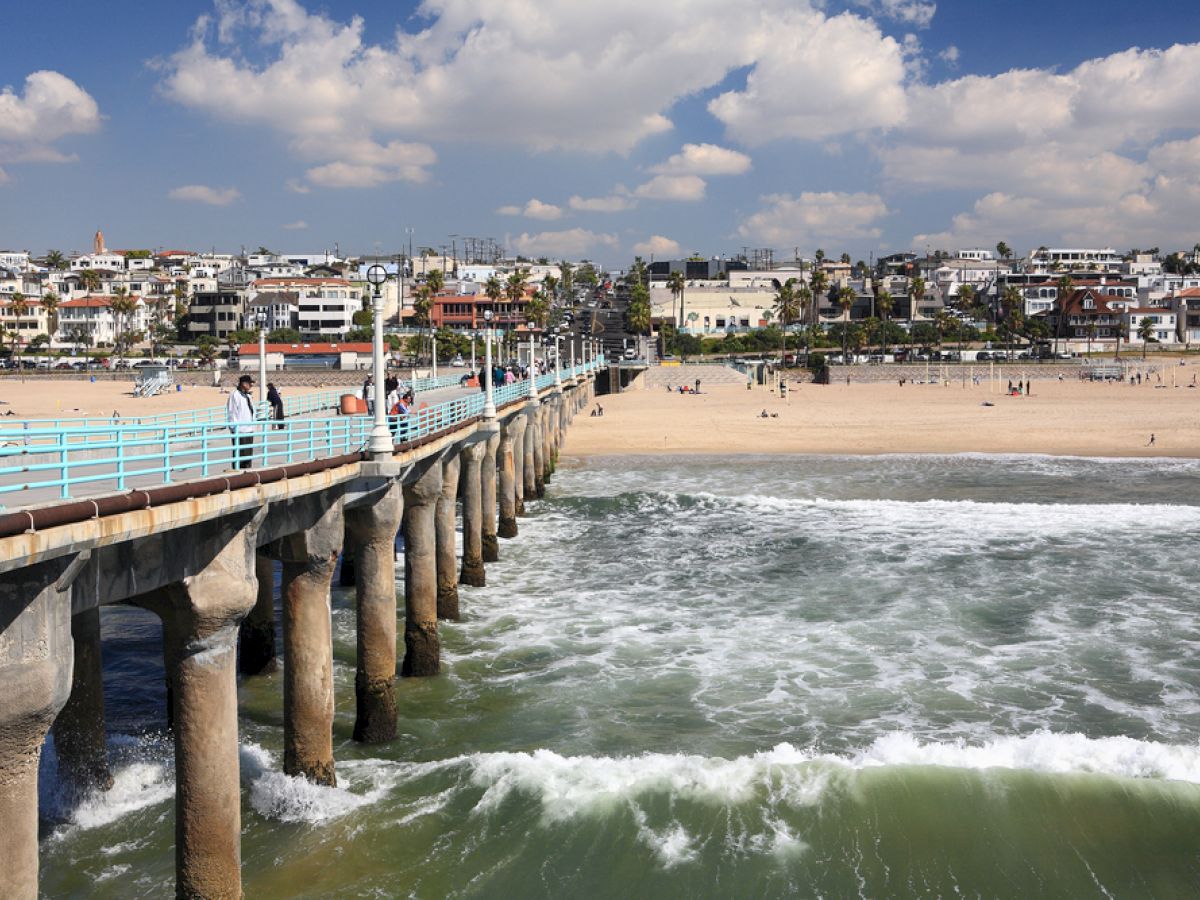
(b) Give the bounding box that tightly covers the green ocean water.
[39,455,1200,897]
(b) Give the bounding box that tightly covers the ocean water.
[38,454,1200,897]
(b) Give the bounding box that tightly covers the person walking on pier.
[267,382,285,429]
[227,374,257,469]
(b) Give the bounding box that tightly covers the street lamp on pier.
[256,309,267,404]
[365,264,391,455]
[483,309,496,420]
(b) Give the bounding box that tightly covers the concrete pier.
[512,414,527,516]
[435,453,461,621]
[402,459,442,676]
[481,431,501,561]
[345,485,403,744]
[525,406,541,501]
[459,442,487,587]
[279,500,343,786]
[238,553,277,675]
[498,420,519,538]
[53,607,112,798]
[0,556,75,900]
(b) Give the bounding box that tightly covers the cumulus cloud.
[634,174,706,202]
[168,184,242,206]
[568,193,637,213]
[939,45,959,66]
[632,235,682,257]
[855,1,937,28]
[0,71,100,179]
[282,219,308,230]
[649,143,752,176]
[709,10,908,145]
[498,199,563,220]
[0,167,9,186]
[510,228,619,258]
[737,192,888,247]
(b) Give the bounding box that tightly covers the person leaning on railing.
[226,374,257,469]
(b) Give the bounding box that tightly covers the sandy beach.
[563,376,1200,459]
[0,377,332,420]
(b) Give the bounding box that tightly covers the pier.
[0,358,598,899]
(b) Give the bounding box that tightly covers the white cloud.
[285,178,311,194]
[0,166,8,186]
[858,1,937,28]
[511,228,619,258]
[496,205,522,216]
[939,45,959,66]
[632,235,682,257]
[568,193,637,213]
[498,198,563,220]
[649,143,752,176]
[282,219,308,230]
[294,136,435,188]
[168,184,242,206]
[634,174,706,202]
[709,10,908,146]
[737,191,888,247]
[0,71,100,178]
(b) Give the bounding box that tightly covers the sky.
[2,0,1200,268]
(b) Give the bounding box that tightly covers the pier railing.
[0,363,595,508]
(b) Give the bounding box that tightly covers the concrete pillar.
[542,403,555,483]
[345,485,403,744]
[138,511,264,900]
[525,407,540,501]
[238,553,277,675]
[279,499,344,786]
[481,431,501,561]
[53,607,112,799]
[459,442,487,587]
[0,556,75,900]
[436,452,461,621]
[531,406,546,499]
[498,420,519,539]
[402,459,442,676]
[512,414,526,516]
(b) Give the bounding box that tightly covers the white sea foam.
[240,743,402,824]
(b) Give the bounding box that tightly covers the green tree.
[267,327,301,343]
[626,281,651,336]
[996,241,1011,260]
[809,269,829,329]
[107,288,136,358]
[44,250,67,270]
[837,285,856,360]
[773,278,799,364]
[666,271,686,329]
[42,291,61,338]
[8,293,29,359]
[1053,275,1074,356]
[1138,316,1156,359]
[81,269,101,293]
[876,289,894,356]
[526,290,550,330]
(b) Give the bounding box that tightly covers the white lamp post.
[365,265,391,455]
[483,309,496,419]
[432,334,438,380]
[528,332,537,399]
[553,332,562,388]
[569,332,575,374]
[256,310,267,404]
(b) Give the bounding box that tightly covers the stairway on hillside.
[643,364,748,386]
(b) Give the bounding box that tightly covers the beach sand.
[563,374,1200,459]
[0,377,333,420]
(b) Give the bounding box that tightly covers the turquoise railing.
[0,362,598,507]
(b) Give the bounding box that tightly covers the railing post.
[163,427,172,483]
[115,428,126,491]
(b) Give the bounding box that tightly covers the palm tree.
[81,269,101,293]
[796,285,813,355]
[412,285,433,360]
[1114,319,1127,360]
[1085,320,1096,357]
[1138,316,1156,359]
[773,278,799,365]
[41,291,60,343]
[1053,275,1074,357]
[44,249,67,270]
[626,282,651,337]
[666,271,686,329]
[876,289,893,356]
[526,290,550,331]
[996,241,1011,260]
[483,274,503,342]
[810,269,829,329]
[837,285,855,361]
[107,287,136,359]
[8,293,29,360]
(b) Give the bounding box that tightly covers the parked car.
[450,354,465,367]
[54,361,73,370]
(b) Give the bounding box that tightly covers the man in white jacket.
[226,374,257,469]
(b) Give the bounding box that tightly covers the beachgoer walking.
[362,374,374,414]
[1148,433,1156,446]
[226,374,256,469]
[266,382,285,429]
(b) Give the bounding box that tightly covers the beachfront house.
[1124,308,1177,348]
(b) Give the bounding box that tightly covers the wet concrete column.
[147,510,264,900]
[402,459,443,676]
[238,553,277,675]
[481,431,501,560]
[345,485,403,744]
[532,406,546,498]
[436,453,462,620]
[526,406,542,500]
[498,420,519,538]
[0,556,75,900]
[512,415,527,516]
[53,606,112,799]
[460,442,487,587]
[279,499,344,786]
[542,403,555,483]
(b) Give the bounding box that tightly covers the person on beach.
[226,374,256,469]
[1148,433,1156,446]
[694,378,701,394]
[266,382,284,429]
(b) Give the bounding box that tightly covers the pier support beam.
[238,553,277,675]
[512,415,527,517]
[279,500,343,786]
[345,485,403,744]
[525,406,541,501]
[532,406,546,498]
[436,453,461,620]
[481,430,501,560]
[402,459,442,676]
[53,606,112,798]
[0,556,75,900]
[459,442,487,587]
[498,420,519,538]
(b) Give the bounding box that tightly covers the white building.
[0,251,31,272]
[56,295,151,346]
[1126,308,1177,346]
[252,277,361,338]
[1029,248,1123,272]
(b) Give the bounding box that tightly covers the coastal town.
[3,232,1200,374]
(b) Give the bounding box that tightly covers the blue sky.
[2,0,1199,267]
